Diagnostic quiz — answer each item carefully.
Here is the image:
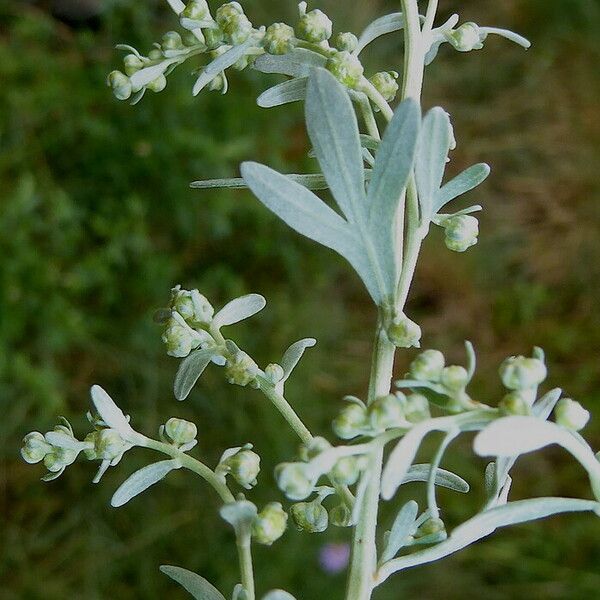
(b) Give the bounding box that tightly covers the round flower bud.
[225,351,259,387]
[21,432,52,464]
[264,363,285,385]
[252,502,288,545]
[222,449,261,488]
[107,70,132,101]
[416,516,445,537]
[404,393,431,424]
[368,394,405,432]
[148,48,163,61]
[170,286,215,328]
[299,436,331,462]
[329,503,353,527]
[181,0,210,20]
[409,349,445,382]
[330,456,361,486]
[297,9,333,43]
[123,53,144,76]
[333,31,358,52]
[204,26,225,49]
[498,391,531,416]
[387,316,422,349]
[291,500,328,533]
[449,22,482,52]
[147,74,167,93]
[162,319,200,358]
[263,23,295,55]
[440,365,469,392]
[208,72,228,92]
[555,398,590,432]
[443,215,479,253]
[43,447,78,472]
[332,403,367,440]
[326,51,364,88]
[91,429,128,461]
[499,356,547,390]
[275,462,315,500]
[161,31,184,51]
[369,71,399,102]
[165,417,198,445]
[216,4,252,45]
[215,2,243,26]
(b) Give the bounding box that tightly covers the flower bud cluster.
[369,71,399,103]
[446,23,484,52]
[225,347,260,387]
[499,354,547,391]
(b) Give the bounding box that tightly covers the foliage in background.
[1,0,599,598]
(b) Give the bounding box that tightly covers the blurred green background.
[1,0,599,598]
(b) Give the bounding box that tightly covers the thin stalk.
[237,531,255,600]
[358,95,382,141]
[426,431,458,519]
[423,0,439,34]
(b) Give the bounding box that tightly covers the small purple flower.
[319,542,351,574]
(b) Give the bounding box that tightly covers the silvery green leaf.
[180,17,216,30]
[409,530,448,546]
[262,591,297,600]
[258,78,307,108]
[360,134,380,152]
[174,348,215,401]
[191,173,331,191]
[220,500,258,534]
[213,294,266,328]
[193,39,255,96]
[480,27,531,49]
[160,565,226,600]
[253,48,327,77]
[90,385,134,437]
[43,431,84,451]
[111,460,179,507]
[130,59,178,92]
[232,584,246,600]
[129,88,146,106]
[415,108,452,222]
[403,464,470,493]
[165,0,185,13]
[115,44,144,59]
[433,163,490,213]
[424,37,444,65]
[532,388,562,420]
[280,338,317,382]
[381,500,418,563]
[305,69,366,224]
[356,12,408,54]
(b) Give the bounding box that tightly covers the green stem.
[358,95,382,141]
[426,431,457,519]
[237,531,255,600]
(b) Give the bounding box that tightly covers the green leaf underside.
[403,464,470,493]
[112,460,178,507]
[213,293,266,328]
[258,78,307,108]
[253,48,327,78]
[433,163,490,213]
[174,348,215,401]
[160,565,226,600]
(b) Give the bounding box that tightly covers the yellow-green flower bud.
[416,516,445,537]
[148,49,163,61]
[329,503,353,527]
[216,2,243,26]
[333,32,358,52]
[410,349,445,382]
[225,350,259,387]
[170,286,215,328]
[555,398,590,432]
[297,9,332,42]
[404,393,431,424]
[291,500,328,533]
[326,51,364,89]
[181,0,210,20]
[216,4,252,45]
[165,417,198,445]
[162,318,201,358]
[332,403,367,440]
[499,356,547,390]
[21,432,52,464]
[330,456,361,486]
[205,26,225,49]
[222,448,261,488]
[387,316,421,349]
[147,74,167,93]
[89,429,128,461]
[264,363,285,385]
[498,391,531,416]
[440,365,469,392]
[161,31,184,51]
[443,215,479,253]
[208,72,228,92]
[369,71,399,102]
[252,502,288,545]
[43,447,78,472]
[263,23,295,55]
[448,22,483,52]
[107,70,132,101]
[123,53,144,76]
[368,394,405,432]
[275,462,315,500]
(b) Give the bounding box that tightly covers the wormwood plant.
[22,2,600,599]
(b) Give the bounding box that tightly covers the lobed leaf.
[174,348,215,401]
[213,293,267,328]
[160,565,226,600]
[111,460,179,507]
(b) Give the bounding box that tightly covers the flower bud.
[181,0,210,20]
[148,48,163,60]
[107,70,132,101]
[225,350,259,387]
[222,448,261,488]
[43,447,78,472]
[416,517,445,537]
[368,394,405,432]
[499,356,547,390]
[326,51,364,89]
[161,31,184,51]
[369,71,399,102]
[147,74,167,93]
[205,26,225,49]
[333,32,358,52]
[440,365,469,392]
[264,363,285,385]
[165,417,198,445]
[21,432,52,464]
[123,54,144,76]
[275,462,315,500]
[498,391,531,416]
[252,502,288,545]
[216,4,252,45]
[215,1,243,25]
[291,500,328,533]
[162,318,201,358]
[330,456,361,486]
[208,72,228,92]
[448,22,483,52]
[170,286,215,327]
[555,398,590,432]
[443,215,479,253]
[329,503,353,527]
[403,393,431,423]
[332,403,367,440]
[88,429,128,461]
[387,316,421,349]
[297,9,332,43]
[409,349,445,382]
[299,436,331,462]
[263,23,295,55]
